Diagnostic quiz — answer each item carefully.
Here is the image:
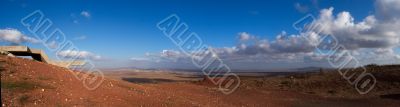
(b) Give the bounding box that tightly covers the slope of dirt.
[1,56,161,106]
[1,55,399,107]
[238,65,400,98]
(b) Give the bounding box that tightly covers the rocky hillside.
[1,55,399,107]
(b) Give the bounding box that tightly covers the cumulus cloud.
[160,50,181,57]
[308,0,400,49]
[0,28,39,44]
[232,0,400,64]
[130,50,191,63]
[137,47,326,69]
[375,0,400,21]
[129,50,199,69]
[158,50,190,62]
[311,10,384,49]
[235,31,319,55]
[238,32,253,41]
[57,50,102,60]
[233,0,400,64]
[133,0,400,69]
[80,11,91,18]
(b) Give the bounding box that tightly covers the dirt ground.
[1,56,399,107]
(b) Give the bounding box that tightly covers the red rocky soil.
[1,56,399,107]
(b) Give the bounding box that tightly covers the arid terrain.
[1,55,400,107]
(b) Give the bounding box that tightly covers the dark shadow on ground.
[380,94,400,100]
[121,77,178,84]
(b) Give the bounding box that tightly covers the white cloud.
[230,0,399,65]
[57,50,101,60]
[235,31,318,55]
[375,0,400,21]
[0,28,39,44]
[308,1,400,49]
[161,50,181,57]
[159,50,188,62]
[238,32,253,41]
[80,11,91,18]
[132,0,400,69]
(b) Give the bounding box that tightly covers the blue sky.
[1,0,399,70]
